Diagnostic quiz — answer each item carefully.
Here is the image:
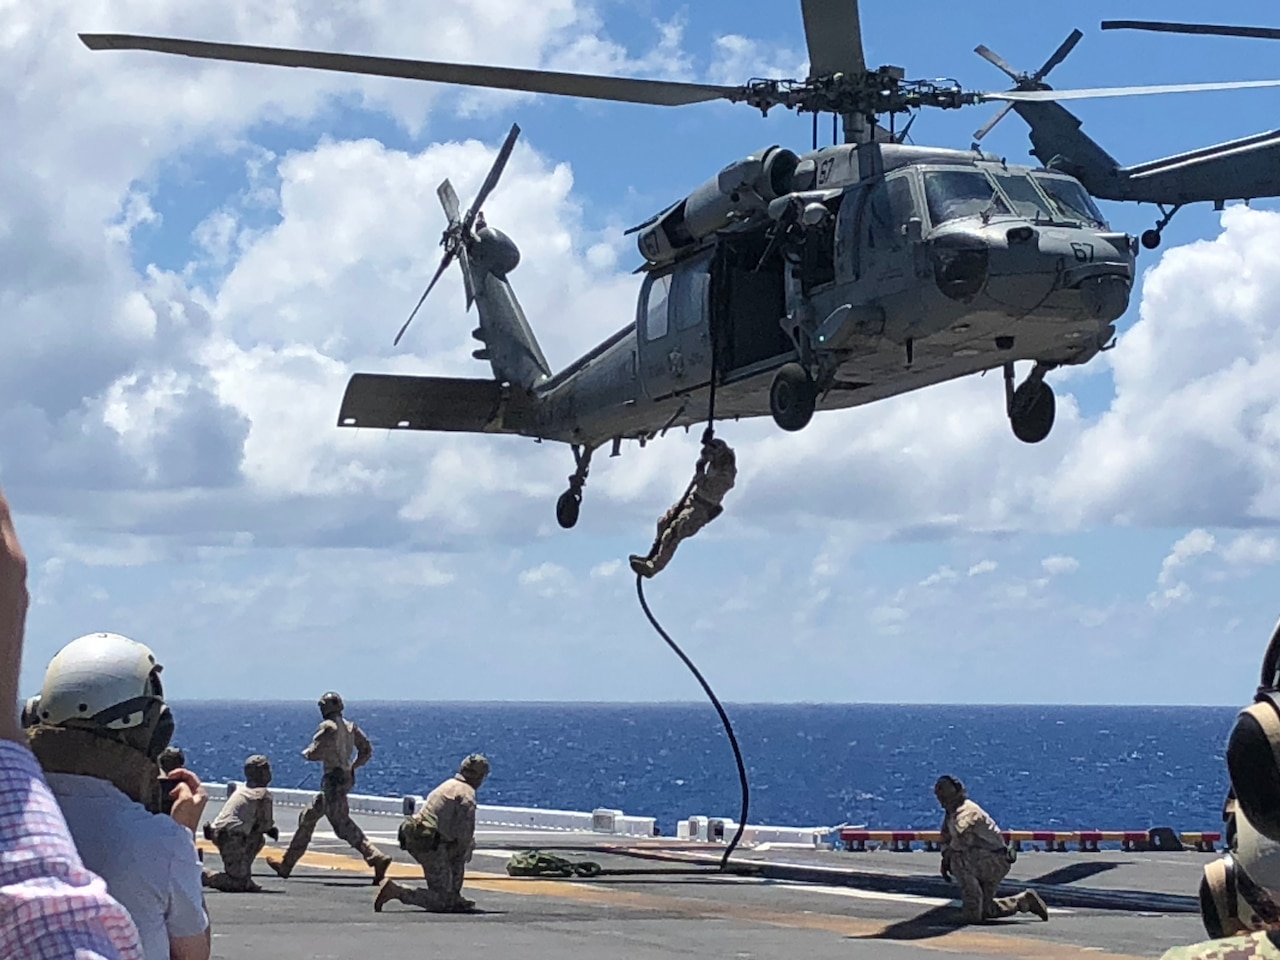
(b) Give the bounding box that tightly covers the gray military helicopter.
[78,2,1280,529]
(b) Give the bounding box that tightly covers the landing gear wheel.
[1141,229,1162,250]
[1010,380,1056,444]
[770,363,817,432]
[556,490,581,529]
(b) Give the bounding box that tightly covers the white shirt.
[44,773,207,960]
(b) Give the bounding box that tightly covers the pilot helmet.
[318,691,344,718]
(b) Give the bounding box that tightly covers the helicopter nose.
[981,225,1133,318]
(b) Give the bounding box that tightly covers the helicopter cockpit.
[920,166,1108,230]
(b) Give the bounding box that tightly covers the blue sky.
[8,0,1280,705]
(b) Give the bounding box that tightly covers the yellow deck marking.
[201,842,1148,960]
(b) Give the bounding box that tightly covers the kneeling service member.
[377,754,490,914]
[202,754,278,893]
[936,775,1048,924]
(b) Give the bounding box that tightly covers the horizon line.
[166,699,1245,708]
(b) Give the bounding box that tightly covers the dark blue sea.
[170,703,1236,835]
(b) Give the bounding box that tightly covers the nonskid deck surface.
[198,810,1212,959]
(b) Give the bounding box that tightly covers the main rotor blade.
[1100,21,1280,41]
[984,77,1280,102]
[972,101,1014,142]
[1034,28,1083,81]
[801,0,866,78]
[437,179,461,225]
[464,122,520,232]
[974,44,1020,83]
[395,249,455,346]
[78,34,740,107]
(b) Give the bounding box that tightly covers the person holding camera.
[24,632,210,960]
[0,485,144,959]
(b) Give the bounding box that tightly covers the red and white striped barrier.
[838,827,1220,853]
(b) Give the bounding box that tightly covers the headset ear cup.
[1201,858,1246,938]
[147,705,174,762]
[1229,703,1280,844]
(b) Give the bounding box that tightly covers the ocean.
[171,702,1237,835]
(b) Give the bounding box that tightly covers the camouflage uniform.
[936,776,1048,924]
[1161,930,1280,959]
[630,436,736,578]
[376,754,489,914]
[268,693,392,883]
[203,755,277,893]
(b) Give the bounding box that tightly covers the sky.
[8,0,1280,705]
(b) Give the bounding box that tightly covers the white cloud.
[706,34,807,86]
[967,560,997,577]
[1222,533,1280,566]
[518,561,574,598]
[1041,555,1080,576]
[919,565,957,587]
[590,559,622,579]
[1149,529,1216,609]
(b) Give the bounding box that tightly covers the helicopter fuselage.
[337,139,1135,534]
[496,141,1134,446]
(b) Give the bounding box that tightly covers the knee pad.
[1227,618,1280,844]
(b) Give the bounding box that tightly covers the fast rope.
[632,323,749,871]
[636,575,749,870]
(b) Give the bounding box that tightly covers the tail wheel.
[770,363,817,432]
[556,490,581,529]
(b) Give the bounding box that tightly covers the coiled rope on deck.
[636,575,749,870]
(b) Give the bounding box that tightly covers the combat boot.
[265,855,291,880]
[374,879,402,913]
[629,555,656,578]
[370,853,393,885]
[1019,889,1049,921]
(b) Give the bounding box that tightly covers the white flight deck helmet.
[26,632,173,760]
[1201,798,1280,937]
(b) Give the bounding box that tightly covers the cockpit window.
[1031,174,1107,228]
[993,173,1055,222]
[923,170,1009,225]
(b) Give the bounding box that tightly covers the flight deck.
[198,805,1214,960]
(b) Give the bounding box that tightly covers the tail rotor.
[394,122,521,347]
[970,29,1083,144]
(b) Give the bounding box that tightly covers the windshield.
[923,170,1009,225]
[1032,174,1107,228]
[992,172,1056,222]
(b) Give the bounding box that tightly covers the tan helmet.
[459,753,490,785]
[934,775,966,805]
[244,754,272,786]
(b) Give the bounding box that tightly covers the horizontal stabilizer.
[337,374,508,432]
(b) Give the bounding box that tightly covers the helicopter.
[77,2,1280,531]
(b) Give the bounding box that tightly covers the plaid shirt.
[0,740,142,960]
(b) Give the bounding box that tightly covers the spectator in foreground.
[24,628,211,960]
[0,483,143,959]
